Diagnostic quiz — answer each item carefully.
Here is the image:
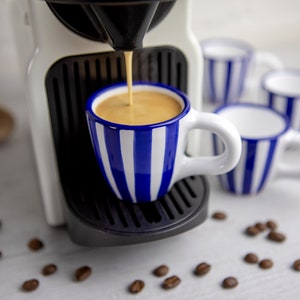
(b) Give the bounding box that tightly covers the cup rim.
[86,81,190,130]
[261,68,300,97]
[214,103,290,141]
[200,37,254,62]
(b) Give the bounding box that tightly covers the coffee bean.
[194,262,211,276]
[162,275,181,289]
[255,222,267,232]
[292,259,300,271]
[42,264,57,276]
[153,265,169,277]
[244,253,259,264]
[22,279,39,292]
[267,231,286,242]
[222,277,238,289]
[266,220,277,230]
[245,225,259,236]
[74,266,92,282]
[259,259,273,269]
[212,211,227,220]
[128,280,145,294]
[28,238,44,251]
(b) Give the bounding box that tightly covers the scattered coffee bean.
[267,231,286,242]
[222,277,238,289]
[212,211,227,220]
[153,265,169,277]
[162,275,181,289]
[244,253,259,264]
[266,220,277,230]
[28,238,44,251]
[194,262,211,276]
[292,259,300,271]
[255,222,266,232]
[74,266,92,282]
[128,280,145,294]
[42,264,57,276]
[22,279,39,292]
[259,259,273,269]
[245,225,259,236]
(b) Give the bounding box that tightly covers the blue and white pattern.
[203,56,251,104]
[262,69,300,131]
[213,103,290,195]
[88,118,180,203]
[86,82,189,203]
[213,135,278,194]
[201,38,253,104]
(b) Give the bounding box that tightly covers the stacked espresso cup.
[200,37,300,195]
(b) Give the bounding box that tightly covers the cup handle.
[244,51,283,102]
[178,109,241,179]
[276,130,300,178]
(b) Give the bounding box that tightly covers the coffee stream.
[94,50,182,125]
[124,51,133,106]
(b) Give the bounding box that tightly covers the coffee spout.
[87,2,159,51]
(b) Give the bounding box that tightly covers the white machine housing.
[10,0,203,226]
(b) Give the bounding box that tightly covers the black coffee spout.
[87,2,159,51]
[45,0,168,51]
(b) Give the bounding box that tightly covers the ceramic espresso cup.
[201,38,283,105]
[213,103,300,195]
[86,82,241,203]
[261,68,300,131]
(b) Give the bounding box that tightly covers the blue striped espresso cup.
[86,82,241,203]
[214,103,300,195]
[201,38,282,105]
[262,69,300,131]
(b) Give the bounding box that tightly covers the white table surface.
[1,1,300,299]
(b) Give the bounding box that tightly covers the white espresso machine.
[10,0,207,246]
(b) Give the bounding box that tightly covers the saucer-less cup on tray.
[86,82,241,203]
[213,103,300,195]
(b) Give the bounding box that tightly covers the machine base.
[65,175,209,246]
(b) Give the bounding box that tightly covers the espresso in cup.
[94,90,182,125]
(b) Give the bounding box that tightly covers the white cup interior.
[263,70,300,96]
[217,105,288,139]
[202,39,252,60]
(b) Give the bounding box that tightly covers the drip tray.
[65,175,209,246]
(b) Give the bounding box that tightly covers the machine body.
[10,0,206,246]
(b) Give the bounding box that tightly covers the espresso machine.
[10,0,208,246]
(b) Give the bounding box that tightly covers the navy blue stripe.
[268,92,274,107]
[157,123,179,199]
[224,61,232,104]
[104,127,132,201]
[134,130,152,202]
[208,59,217,103]
[257,140,277,192]
[243,140,257,194]
[286,97,295,120]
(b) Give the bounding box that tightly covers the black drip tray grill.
[66,175,209,246]
[45,47,209,246]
